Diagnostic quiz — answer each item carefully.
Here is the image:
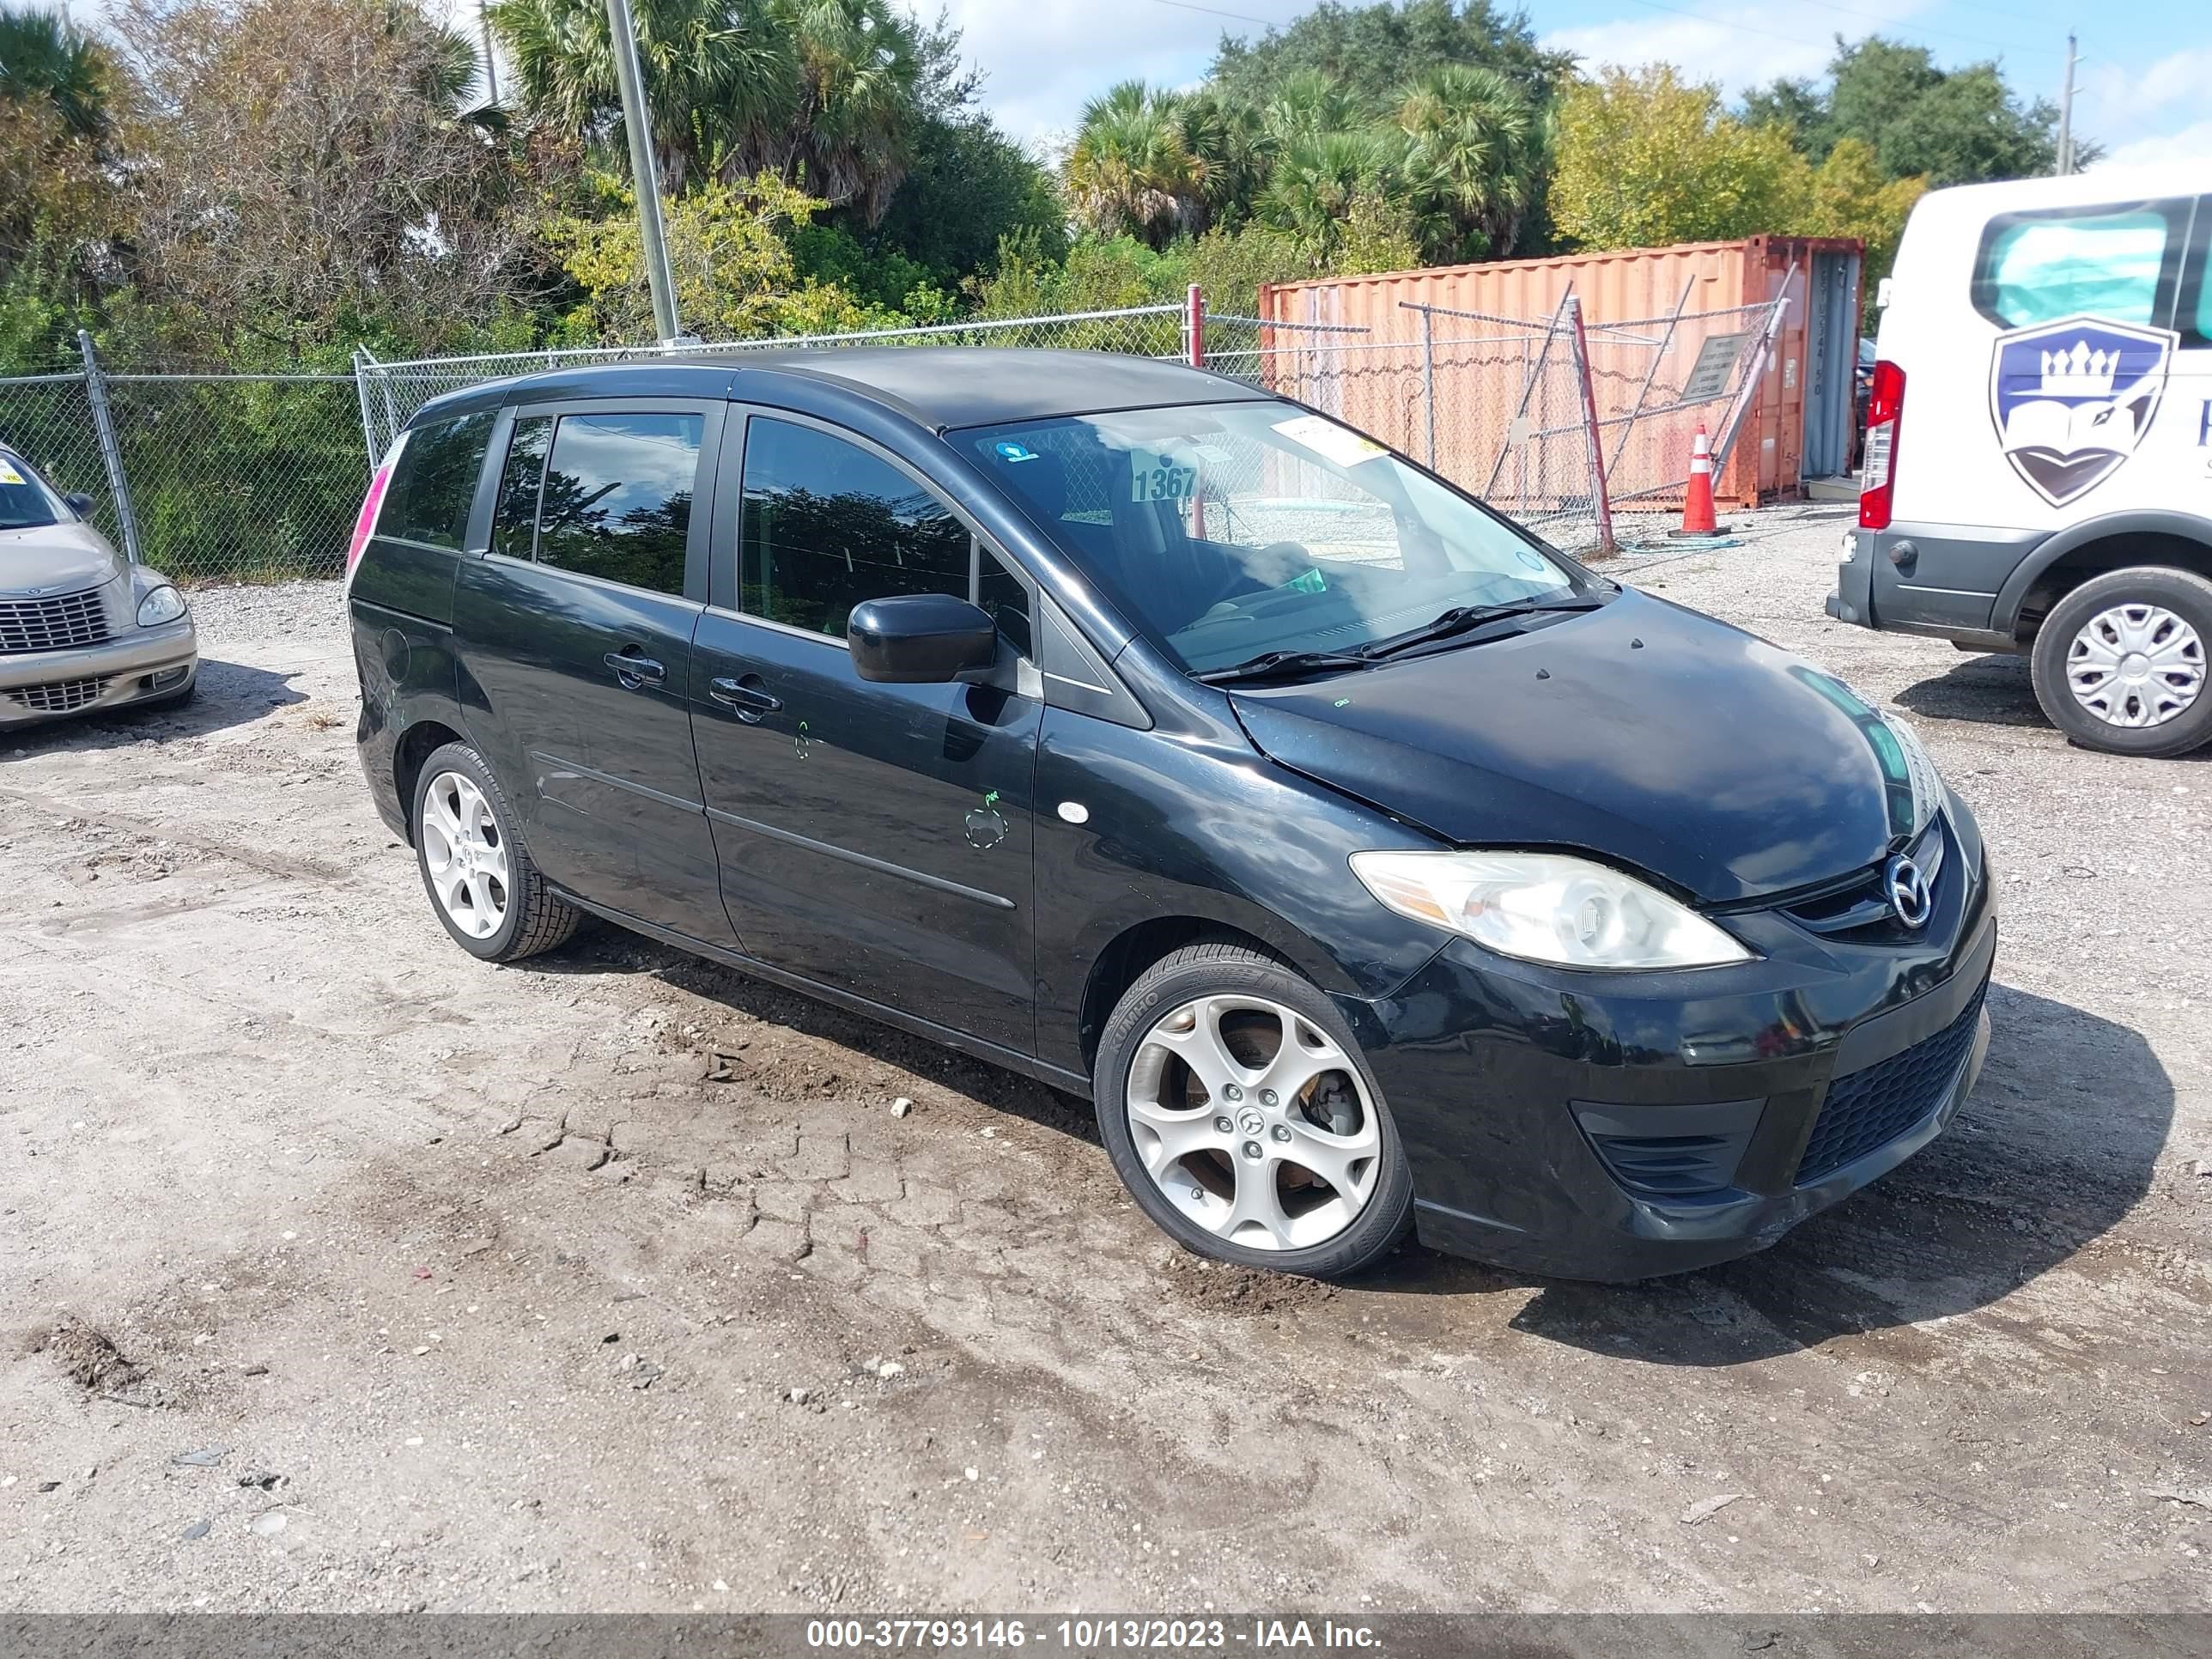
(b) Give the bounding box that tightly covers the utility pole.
[478,0,500,106]
[2057,33,2077,176]
[605,0,680,342]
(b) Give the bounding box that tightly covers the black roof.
[478,346,1273,431]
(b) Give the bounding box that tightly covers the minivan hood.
[1228,589,1911,904]
[0,521,125,596]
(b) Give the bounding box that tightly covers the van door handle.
[605,650,665,690]
[709,676,782,717]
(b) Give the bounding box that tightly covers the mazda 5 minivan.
[348,349,1995,1280]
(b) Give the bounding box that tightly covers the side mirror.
[63,491,95,518]
[848,593,999,684]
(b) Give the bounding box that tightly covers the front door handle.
[709,676,783,718]
[605,650,665,690]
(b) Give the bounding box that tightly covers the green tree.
[0,5,112,137]
[1797,136,1927,297]
[1064,81,1216,246]
[1255,129,1419,269]
[841,113,1065,284]
[1394,63,1545,259]
[547,171,890,339]
[491,0,930,219]
[1550,65,1805,249]
[1211,0,1571,117]
[1741,36,2078,186]
[109,0,532,358]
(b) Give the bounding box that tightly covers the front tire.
[1092,941,1413,1279]
[411,741,580,962]
[2030,567,2212,757]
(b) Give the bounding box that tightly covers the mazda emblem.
[1885,854,1932,928]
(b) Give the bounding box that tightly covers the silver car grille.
[0,587,112,654]
[7,675,112,714]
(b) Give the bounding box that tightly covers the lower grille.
[1796,981,1987,1185]
[6,675,111,714]
[0,588,112,654]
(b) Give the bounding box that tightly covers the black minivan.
[347,348,1996,1281]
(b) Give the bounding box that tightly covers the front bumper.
[1346,800,1996,1280]
[0,619,198,726]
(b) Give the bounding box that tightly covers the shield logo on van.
[1988,315,2176,507]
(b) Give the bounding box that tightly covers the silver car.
[0,447,197,726]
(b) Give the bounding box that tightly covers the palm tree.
[491,0,925,218]
[1064,81,1210,246]
[0,5,112,139]
[782,0,928,224]
[1255,70,1357,150]
[1255,128,1410,269]
[1393,64,1544,260]
[492,0,795,194]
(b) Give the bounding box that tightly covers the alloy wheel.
[2066,603,2205,729]
[420,770,511,939]
[1125,994,1381,1251]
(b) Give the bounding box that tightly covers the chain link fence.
[0,340,367,582]
[1257,288,1789,556]
[0,286,1788,584]
[356,305,1207,456]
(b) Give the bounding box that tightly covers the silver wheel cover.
[2066,603,2204,729]
[420,771,512,939]
[1126,994,1381,1252]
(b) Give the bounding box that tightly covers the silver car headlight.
[1350,849,1753,971]
[137,584,186,627]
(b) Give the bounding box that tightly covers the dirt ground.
[2,504,2207,1613]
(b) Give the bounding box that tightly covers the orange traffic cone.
[1668,422,1723,538]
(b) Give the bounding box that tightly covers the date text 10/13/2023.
[804,1619,1383,1651]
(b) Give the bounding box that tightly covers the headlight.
[1877,711,1942,836]
[1349,849,1753,970]
[137,584,186,626]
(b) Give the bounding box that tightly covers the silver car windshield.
[963,401,1580,673]
[0,452,68,532]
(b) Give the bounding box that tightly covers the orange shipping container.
[1256,236,1864,509]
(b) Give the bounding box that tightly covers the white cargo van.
[1828,163,2210,756]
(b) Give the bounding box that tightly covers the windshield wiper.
[1357,594,1608,660]
[1194,648,1377,686]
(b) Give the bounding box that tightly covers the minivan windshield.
[0,450,69,532]
[963,401,1588,675]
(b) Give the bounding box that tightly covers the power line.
[1145,0,1289,27]
[1613,0,2063,60]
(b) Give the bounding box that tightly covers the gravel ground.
[1,504,2207,1614]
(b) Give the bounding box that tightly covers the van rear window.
[384,410,495,550]
[1975,209,2169,329]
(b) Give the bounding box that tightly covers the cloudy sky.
[933,0,2211,172]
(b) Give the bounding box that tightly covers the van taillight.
[1858,361,1905,531]
[345,459,396,583]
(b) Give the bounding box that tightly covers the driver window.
[740,417,970,636]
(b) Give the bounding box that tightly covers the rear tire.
[2030,567,2212,757]
[411,741,580,962]
[1092,940,1413,1279]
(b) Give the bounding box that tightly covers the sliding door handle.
[605,650,665,690]
[709,676,782,718]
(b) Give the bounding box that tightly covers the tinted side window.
[535,412,703,597]
[1973,206,2172,328]
[740,418,969,637]
[384,410,495,549]
[491,416,553,562]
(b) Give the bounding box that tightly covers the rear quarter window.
[382,410,495,549]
